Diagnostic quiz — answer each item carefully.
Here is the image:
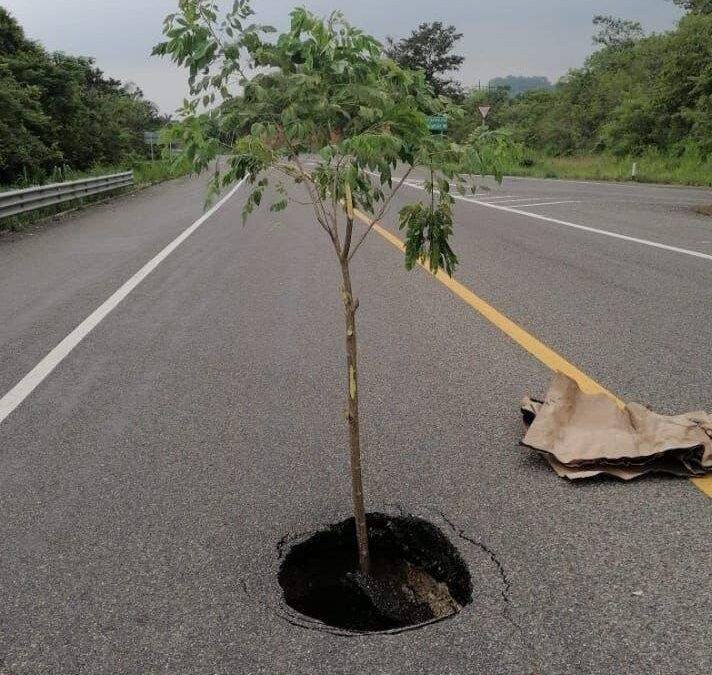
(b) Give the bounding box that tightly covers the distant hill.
[488,75,553,96]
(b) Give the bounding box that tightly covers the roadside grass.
[1,159,189,233]
[506,150,712,187]
[132,157,190,186]
[7,163,127,189]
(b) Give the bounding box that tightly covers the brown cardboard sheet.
[520,373,712,480]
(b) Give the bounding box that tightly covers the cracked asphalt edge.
[438,510,546,674]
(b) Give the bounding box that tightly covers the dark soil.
[278,513,472,633]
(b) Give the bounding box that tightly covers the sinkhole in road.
[278,513,472,633]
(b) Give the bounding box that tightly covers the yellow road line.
[691,475,712,494]
[352,209,711,498]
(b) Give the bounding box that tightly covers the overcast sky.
[3,1,683,114]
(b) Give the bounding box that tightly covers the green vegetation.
[0,7,190,231]
[503,149,712,186]
[0,7,167,187]
[491,6,712,184]
[390,2,711,186]
[0,159,188,233]
[154,0,505,575]
[132,158,190,186]
[499,11,712,160]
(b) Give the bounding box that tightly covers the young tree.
[154,1,503,575]
[385,22,465,100]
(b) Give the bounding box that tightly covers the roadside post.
[143,131,160,161]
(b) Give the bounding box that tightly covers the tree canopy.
[154,3,503,264]
[592,15,644,48]
[490,11,712,158]
[670,0,712,13]
[0,7,163,185]
[385,22,465,99]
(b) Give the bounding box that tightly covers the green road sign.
[426,115,447,133]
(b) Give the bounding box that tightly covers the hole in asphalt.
[278,512,472,633]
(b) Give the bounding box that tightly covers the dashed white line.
[0,179,245,426]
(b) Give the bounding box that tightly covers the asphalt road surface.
[1,171,710,675]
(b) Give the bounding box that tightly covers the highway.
[1,171,710,674]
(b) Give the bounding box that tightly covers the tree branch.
[289,151,335,240]
[347,166,414,261]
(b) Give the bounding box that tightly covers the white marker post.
[143,131,159,161]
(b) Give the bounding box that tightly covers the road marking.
[352,207,712,498]
[399,180,712,263]
[353,209,618,401]
[691,474,712,495]
[0,179,245,426]
[476,196,527,201]
[477,197,537,203]
[512,201,581,208]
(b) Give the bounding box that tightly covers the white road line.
[0,179,245,426]
[476,197,532,203]
[474,195,524,201]
[511,200,581,207]
[396,178,712,263]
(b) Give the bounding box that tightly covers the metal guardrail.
[0,171,134,220]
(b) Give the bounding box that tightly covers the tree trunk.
[339,257,370,576]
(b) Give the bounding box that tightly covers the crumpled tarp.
[520,373,712,480]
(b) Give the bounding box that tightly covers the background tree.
[592,15,644,48]
[385,22,465,99]
[0,7,164,185]
[488,8,712,160]
[154,1,504,575]
[669,0,712,13]
[386,5,711,166]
